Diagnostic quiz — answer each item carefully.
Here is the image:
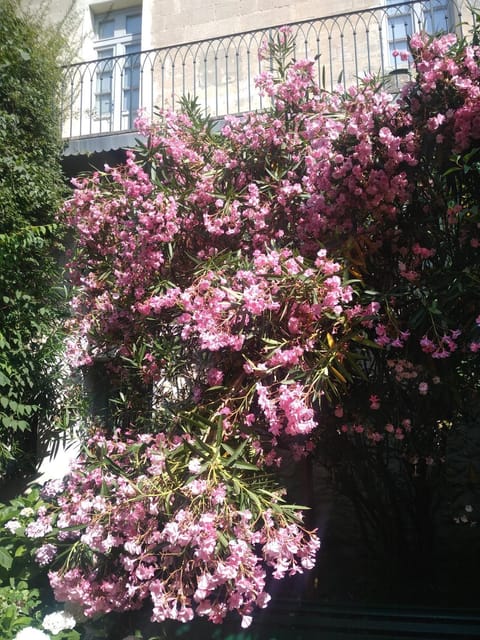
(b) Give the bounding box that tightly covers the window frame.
[92,5,142,129]
[385,0,452,71]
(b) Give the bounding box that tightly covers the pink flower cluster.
[175,247,361,358]
[256,382,316,438]
[38,433,319,627]
[408,32,480,152]
[55,25,480,628]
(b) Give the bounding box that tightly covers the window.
[387,0,413,66]
[123,42,141,121]
[96,47,114,119]
[93,6,142,130]
[423,0,451,33]
[386,0,452,70]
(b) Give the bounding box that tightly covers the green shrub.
[0,0,70,480]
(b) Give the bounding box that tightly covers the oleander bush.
[7,16,480,640]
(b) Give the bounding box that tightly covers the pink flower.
[188,457,202,474]
[186,479,208,495]
[426,113,446,131]
[420,336,436,353]
[35,543,58,566]
[278,383,317,436]
[211,484,227,505]
[207,368,224,386]
[418,382,429,395]
[25,516,52,538]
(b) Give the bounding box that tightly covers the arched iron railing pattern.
[60,0,468,140]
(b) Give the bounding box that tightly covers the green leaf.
[221,443,235,456]
[14,545,27,559]
[223,439,248,468]
[0,548,13,571]
[231,460,259,472]
[1,415,13,428]
[2,603,16,622]
[244,487,262,512]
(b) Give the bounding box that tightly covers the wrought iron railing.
[61,0,468,140]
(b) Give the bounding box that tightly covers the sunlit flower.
[5,519,21,534]
[14,628,50,640]
[42,610,76,634]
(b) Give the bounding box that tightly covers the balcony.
[61,0,465,155]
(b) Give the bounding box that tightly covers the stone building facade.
[28,0,470,152]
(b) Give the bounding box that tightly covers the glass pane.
[125,42,141,55]
[124,58,140,73]
[123,88,139,112]
[124,43,140,94]
[96,96,112,115]
[126,14,142,35]
[425,7,448,33]
[389,40,409,57]
[125,72,140,90]
[388,15,413,42]
[123,70,137,90]
[96,45,113,117]
[125,44,140,66]
[96,74,112,93]
[98,48,114,63]
[96,48,113,96]
[98,19,114,40]
[98,62,113,78]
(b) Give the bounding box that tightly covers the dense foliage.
[0,487,78,640]
[0,0,68,478]
[6,20,480,640]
